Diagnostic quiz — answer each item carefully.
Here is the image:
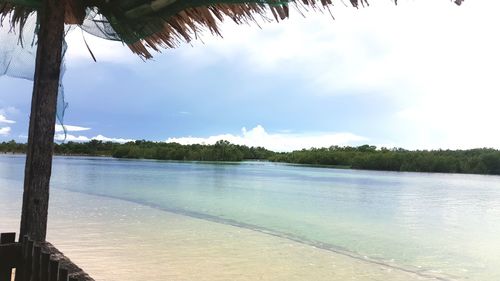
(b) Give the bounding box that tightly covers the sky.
[1,0,500,151]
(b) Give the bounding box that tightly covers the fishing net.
[0,9,123,140]
[0,14,38,80]
[1,14,70,138]
[79,8,121,42]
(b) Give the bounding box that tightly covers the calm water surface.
[1,155,500,281]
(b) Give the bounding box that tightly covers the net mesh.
[0,14,70,139]
[80,8,121,41]
[0,14,37,80]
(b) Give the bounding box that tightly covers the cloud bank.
[0,127,11,135]
[166,125,366,152]
[53,124,134,143]
[0,114,15,124]
[54,133,135,143]
[173,0,500,149]
[55,124,91,133]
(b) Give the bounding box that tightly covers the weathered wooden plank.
[40,252,50,281]
[59,268,69,281]
[0,270,10,281]
[0,244,22,268]
[48,260,59,281]
[0,233,16,244]
[31,245,41,281]
[3,237,95,281]
[14,236,28,281]
[40,242,95,281]
[20,0,67,242]
[23,240,34,281]
[0,233,18,281]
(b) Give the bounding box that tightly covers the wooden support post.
[19,0,66,242]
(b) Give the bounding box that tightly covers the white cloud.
[0,106,20,115]
[0,114,15,124]
[55,124,91,132]
[65,31,139,64]
[176,0,478,97]
[171,0,500,149]
[92,135,135,143]
[59,0,500,149]
[166,125,366,152]
[54,134,90,142]
[54,134,135,143]
[0,127,11,135]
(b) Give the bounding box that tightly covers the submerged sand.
[1,186,451,281]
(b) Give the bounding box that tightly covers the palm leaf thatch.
[0,0,461,60]
[0,0,343,58]
[1,0,464,58]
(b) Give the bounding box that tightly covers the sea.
[1,155,499,281]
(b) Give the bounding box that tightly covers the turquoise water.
[1,155,500,280]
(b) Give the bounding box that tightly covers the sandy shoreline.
[1,185,457,281]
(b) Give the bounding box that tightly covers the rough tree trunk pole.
[19,0,66,242]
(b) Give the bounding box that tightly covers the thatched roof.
[1,0,463,58]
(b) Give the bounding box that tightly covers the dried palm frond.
[1,3,35,33]
[104,0,367,58]
[0,0,465,58]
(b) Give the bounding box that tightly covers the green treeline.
[0,140,272,161]
[0,140,118,156]
[1,140,500,175]
[269,145,500,175]
[111,140,273,161]
[0,140,26,154]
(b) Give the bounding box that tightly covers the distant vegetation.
[0,140,272,161]
[269,145,500,175]
[1,140,500,175]
[110,140,273,161]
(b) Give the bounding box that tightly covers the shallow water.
[1,155,500,281]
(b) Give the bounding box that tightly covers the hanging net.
[0,14,37,80]
[1,14,69,138]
